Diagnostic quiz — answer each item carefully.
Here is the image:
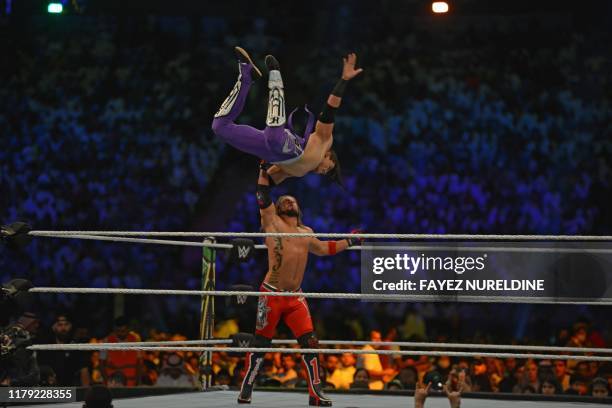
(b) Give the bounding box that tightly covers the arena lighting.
[47,2,63,13]
[432,1,449,13]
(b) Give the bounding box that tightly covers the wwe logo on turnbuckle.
[238,339,250,347]
[237,246,251,259]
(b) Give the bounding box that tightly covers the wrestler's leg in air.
[212,47,272,159]
[262,55,303,160]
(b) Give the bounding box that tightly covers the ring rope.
[28,287,612,305]
[28,231,612,240]
[27,234,359,251]
[23,233,612,254]
[34,339,611,355]
[26,345,612,362]
[31,234,215,248]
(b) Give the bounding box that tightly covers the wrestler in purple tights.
[212,61,314,164]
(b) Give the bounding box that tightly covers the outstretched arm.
[309,237,350,256]
[308,229,361,256]
[256,165,277,229]
[316,53,364,139]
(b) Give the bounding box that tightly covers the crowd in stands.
[1,4,611,401]
[0,15,235,332]
[3,311,610,400]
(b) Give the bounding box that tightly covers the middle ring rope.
[28,287,612,306]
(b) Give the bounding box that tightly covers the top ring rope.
[25,234,612,254]
[28,231,612,240]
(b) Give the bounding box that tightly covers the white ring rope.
[28,231,612,240]
[26,345,612,362]
[22,233,612,254]
[28,287,612,305]
[34,339,611,355]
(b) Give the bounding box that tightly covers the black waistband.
[262,282,301,293]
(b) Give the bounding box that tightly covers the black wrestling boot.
[302,353,333,406]
[234,46,262,80]
[265,54,281,71]
[237,384,253,404]
[237,352,264,404]
[309,394,333,407]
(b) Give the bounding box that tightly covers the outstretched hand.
[346,229,364,247]
[414,381,431,407]
[443,382,463,408]
[342,53,364,80]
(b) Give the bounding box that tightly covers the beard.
[279,209,299,218]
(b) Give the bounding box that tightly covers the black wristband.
[256,184,272,209]
[346,237,358,247]
[331,78,348,97]
[318,104,337,124]
[259,161,272,172]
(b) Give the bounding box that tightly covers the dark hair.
[325,149,344,187]
[83,385,113,408]
[353,368,369,380]
[109,370,127,385]
[590,377,610,394]
[386,378,404,390]
[54,313,71,323]
[539,376,562,394]
[275,195,303,225]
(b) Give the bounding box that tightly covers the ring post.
[199,237,216,390]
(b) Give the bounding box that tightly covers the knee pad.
[297,332,319,349]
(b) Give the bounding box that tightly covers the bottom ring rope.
[29,339,612,355]
[27,345,612,362]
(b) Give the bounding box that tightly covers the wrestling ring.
[6,228,612,407]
